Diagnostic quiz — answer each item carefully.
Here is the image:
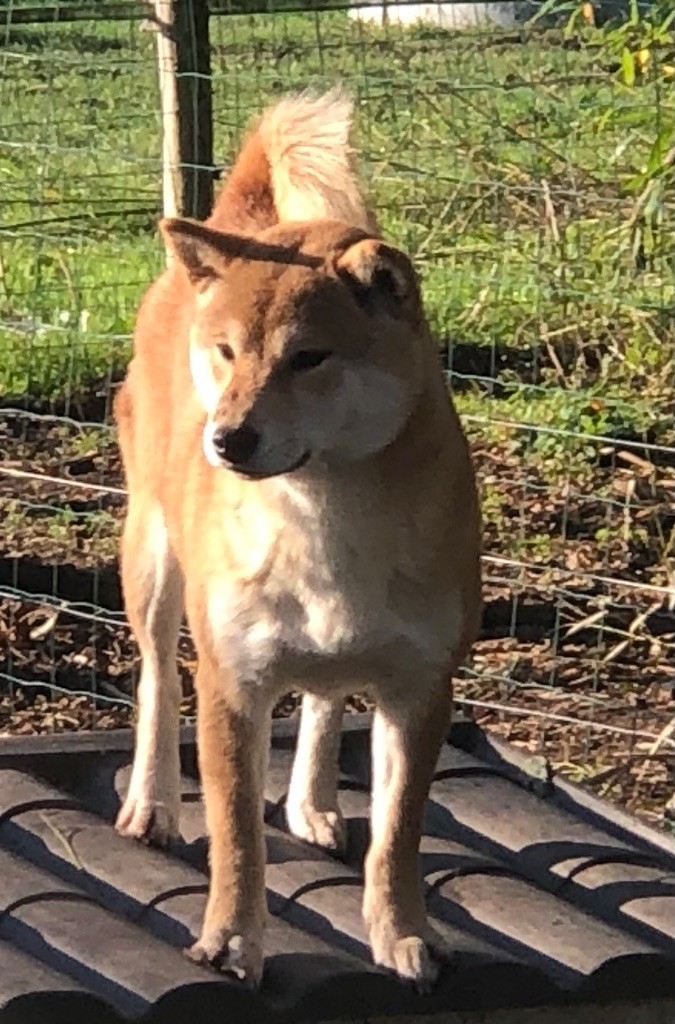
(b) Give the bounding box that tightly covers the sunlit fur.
[114,90,482,990]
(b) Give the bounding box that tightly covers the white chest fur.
[205,476,457,685]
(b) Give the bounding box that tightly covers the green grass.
[1,7,674,438]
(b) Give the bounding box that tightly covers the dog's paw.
[187,929,263,987]
[115,792,180,847]
[378,935,438,991]
[372,932,439,992]
[368,918,448,993]
[286,802,346,853]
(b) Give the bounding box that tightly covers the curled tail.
[208,89,374,234]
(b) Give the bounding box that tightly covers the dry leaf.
[29,610,60,641]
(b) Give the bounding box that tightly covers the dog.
[114,89,482,989]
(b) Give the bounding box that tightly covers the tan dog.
[115,90,481,990]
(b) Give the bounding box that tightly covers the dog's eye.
[289,349,331,373]
[218,344,235,361]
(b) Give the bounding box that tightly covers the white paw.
[376,934,438,991]
[367,917,447,993]
[368,925,438,987]
[286,801,346,852]
[115,788,180,847]
[187,928,263,987]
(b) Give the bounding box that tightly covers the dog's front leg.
[364,679,452,991]
[188,661,270,988]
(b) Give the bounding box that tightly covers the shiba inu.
[115,89,481,989]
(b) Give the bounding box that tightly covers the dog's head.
[162,217,429,479]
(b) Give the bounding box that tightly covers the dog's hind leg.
[286,693,346,852]
[116,502,184,846]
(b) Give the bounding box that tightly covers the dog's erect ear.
[334,238,418,314]
[160,218,250,287]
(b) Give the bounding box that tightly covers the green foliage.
[0,6,673,456]
[596,0,675,85]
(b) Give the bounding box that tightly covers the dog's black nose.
[213,423,260,466]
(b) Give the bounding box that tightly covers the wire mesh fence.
[1,0,674,823]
